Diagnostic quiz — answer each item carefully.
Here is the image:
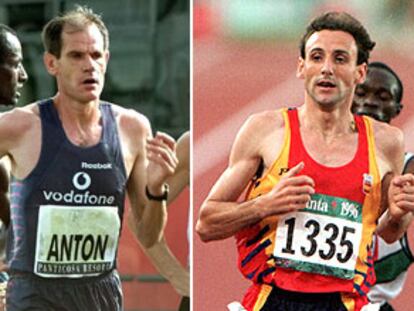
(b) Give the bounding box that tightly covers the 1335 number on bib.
[274,210,362,279]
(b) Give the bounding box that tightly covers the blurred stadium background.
[0,0,189,310]
[194,0,414,310]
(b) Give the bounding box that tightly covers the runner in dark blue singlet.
[0,6,177,311]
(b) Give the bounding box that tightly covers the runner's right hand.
[258,162,315,217]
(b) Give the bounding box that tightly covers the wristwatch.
[145,184,169,201]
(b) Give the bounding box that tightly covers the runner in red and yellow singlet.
[197,12,414,311]
[237,108,379,310]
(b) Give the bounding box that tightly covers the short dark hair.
[0,24,18,64]
[300,12,376,65]
[42,5,109,58]
[369,61,403,104]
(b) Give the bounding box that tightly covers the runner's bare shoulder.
[0,103,40,143]
[372,119,404,168]
[109,103,151,138]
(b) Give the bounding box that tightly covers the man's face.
[0,32,28,106]
[46,24,109,104]
[297,30,366,109]
[351,67,400,123]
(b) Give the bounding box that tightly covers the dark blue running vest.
[7,99,127,278]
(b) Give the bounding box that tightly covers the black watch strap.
[145,184,169,201]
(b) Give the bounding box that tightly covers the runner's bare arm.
[166,131,189,202]
[0,108,37,161]
[132,233,189,296]
[145,238,189,296]
[0,108,39,225]
[126,115,177,248]
[376,124,414,242]
[130,131,189,296]
[196,113,315,242]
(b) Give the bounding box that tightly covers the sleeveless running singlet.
[7,99,127,278]
[238,108,381,311]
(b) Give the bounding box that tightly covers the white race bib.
[273,194,363,279]
[35,205,120,278]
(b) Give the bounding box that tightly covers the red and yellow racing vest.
[238,108,381,311]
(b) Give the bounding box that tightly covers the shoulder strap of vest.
[36,99,66,175]
[99,102,127,179]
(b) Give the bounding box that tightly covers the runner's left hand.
[388,173,414,219]
[146,132,178,194]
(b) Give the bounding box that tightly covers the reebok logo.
[81,162,112,170]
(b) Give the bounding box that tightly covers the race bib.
[35,205,120,278]
[273,194,362,279]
